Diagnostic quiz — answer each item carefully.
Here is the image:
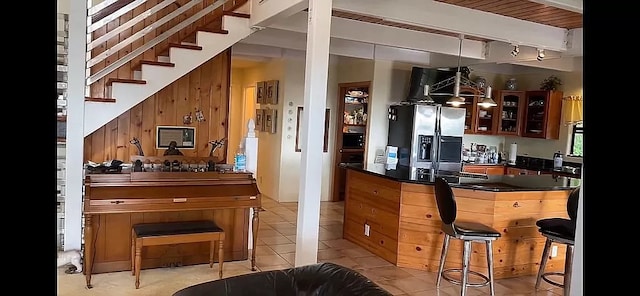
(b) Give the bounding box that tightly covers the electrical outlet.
[551,245,558,257]
[364,224,370,236]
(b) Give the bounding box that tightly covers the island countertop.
[341,163,580,192]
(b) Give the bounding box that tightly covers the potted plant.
[540,76,562,91]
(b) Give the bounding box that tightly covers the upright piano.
[82,169,262,288]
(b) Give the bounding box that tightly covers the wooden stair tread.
[106,78,146,86]
[140,60,175,67]
[223,11,250,18]
[85,97,117,103]
[196,27,229,34]
[168,43,203,51]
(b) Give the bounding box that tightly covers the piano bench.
[131,220,225,289]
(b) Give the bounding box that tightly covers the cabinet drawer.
[462,166,487,174]
[486,166,505,175]
[85,195,260,214]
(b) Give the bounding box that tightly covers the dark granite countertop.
[342,163,581,192]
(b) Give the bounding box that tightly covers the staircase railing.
[85,0,246,95]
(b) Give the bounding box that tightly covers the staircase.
[57,12,68,251]
[83,0,254,137]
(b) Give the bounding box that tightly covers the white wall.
[228,69,246,163]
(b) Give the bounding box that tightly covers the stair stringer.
[84,15,252,137]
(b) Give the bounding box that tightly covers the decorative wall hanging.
[195,109,205,122]
[182,112,193,125]
[264,108,277,134]
[255,109,265,131]
[156,126,196,149]
[256,81,266,104]
[266,80,279,104]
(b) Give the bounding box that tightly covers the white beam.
[528,0,583,13]
[269,12,486,59]
[331,0,570,52]
[249,0,308,28]
[295,0,331,267]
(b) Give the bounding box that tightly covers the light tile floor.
[57,197,566,296]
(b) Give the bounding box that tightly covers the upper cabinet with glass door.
[522,90,563,139]
[494,90,525,136]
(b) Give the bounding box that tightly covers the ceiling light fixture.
[421,84,436,104]
[446,35,466,106]
[537,48,545,61]
[478,86,497,108]
[511,45,520,57]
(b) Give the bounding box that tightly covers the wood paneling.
[84,50,231,162]
[343,169,572,279]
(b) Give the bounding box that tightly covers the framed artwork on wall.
[266,80,279,105]
[256,81,266,104]
[255,109,265,132]
[295,107,330,152]
[264,108,277,134]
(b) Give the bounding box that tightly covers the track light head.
[537,48,545,61]
[510,45,519,57]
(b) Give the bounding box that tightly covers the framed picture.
[264,108,277,134]
[156,126,196,149]
[255,109,265,132]
[266,80,279,105]
[256,81,266,104]
[295,107,330,152]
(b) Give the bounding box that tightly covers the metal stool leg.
[436,234,451,287]
[461,240,472,296]
[535,238,553,290]
[563,245,574,296]
[485,240,495,296]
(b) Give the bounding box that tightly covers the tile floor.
[57,197,566,296]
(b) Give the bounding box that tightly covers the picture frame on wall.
[264,108,277,134]
[266,80,279,105]
[256,81,266,104]
[255,109,265,132]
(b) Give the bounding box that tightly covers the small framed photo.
[255,109,265,132]
[264,108,277,134]
[266,80,279,105]
[256,81,266,104]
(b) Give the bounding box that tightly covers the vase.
[505,78,517,90]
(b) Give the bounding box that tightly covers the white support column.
[244,118,259,250]
[64,0,88,251]
[570,170,584,295]
[294,0,332,267]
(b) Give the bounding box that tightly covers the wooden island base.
[343,169,572,279]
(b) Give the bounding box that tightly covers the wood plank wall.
[84,49,231,163]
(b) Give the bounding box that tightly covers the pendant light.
[478,86,497,107]
[447,35,466,106]
[421,85,435,104]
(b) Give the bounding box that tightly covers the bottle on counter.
[234,145,246,172]
[553,151,563,169]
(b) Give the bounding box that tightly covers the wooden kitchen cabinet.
[506,167,540,175]
[454,86,480,134]
[522,90,563,139]
[494,90,525,136]
[463,165,505,175]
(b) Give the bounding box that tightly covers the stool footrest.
[541,272,565,288]
[441,268,490,288]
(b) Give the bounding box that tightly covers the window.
[570,123,583,157]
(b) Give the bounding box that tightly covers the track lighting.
[536,48,545,61]
[510,45,519,57]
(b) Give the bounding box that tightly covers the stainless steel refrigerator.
[387,103,466,173]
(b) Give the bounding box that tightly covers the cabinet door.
[495,90,525,136]
[456,86,478,134]
[522,90,563,139]
[486,166,505,175]
[474,102,498,134]
[462,165,487,174]
[506,167,527,175]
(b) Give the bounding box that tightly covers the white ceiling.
[232,0,583,75]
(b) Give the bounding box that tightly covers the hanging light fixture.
[446,35,466,106]
[478,86,497,107]
[421,84,435,104]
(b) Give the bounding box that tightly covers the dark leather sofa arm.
[172,262,392,296]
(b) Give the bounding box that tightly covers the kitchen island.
[341,163,580,279]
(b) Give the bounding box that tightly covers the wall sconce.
[510,45,519,57]
[536,48,545,61]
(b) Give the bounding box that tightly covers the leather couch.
[172,262,392,296]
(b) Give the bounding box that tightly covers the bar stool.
[433,177,501,296]
[535,187,580,296]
